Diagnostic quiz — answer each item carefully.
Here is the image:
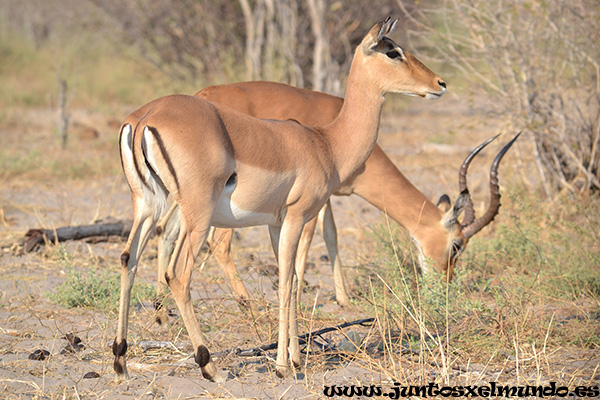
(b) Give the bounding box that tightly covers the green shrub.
[469,189,600,298]
[353,192,600,359]
[48,246,156,313]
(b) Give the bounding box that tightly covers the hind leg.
[165,214,224,382]
[113,197,158,379]
[319,200,350,306]
[155,202,180,325]
[208,227,252,312]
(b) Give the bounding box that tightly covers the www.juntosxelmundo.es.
[323,382,600,398]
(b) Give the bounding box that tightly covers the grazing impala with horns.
[116,18,446,381]
[155,81,520,313]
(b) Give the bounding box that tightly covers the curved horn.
[458,133,502,226]
[462,132,522,239]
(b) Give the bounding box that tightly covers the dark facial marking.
[450,238,464,261]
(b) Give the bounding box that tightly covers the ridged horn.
[462,132,522,239]
[458,133,502,226]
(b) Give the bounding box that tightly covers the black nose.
[438,80,447,89]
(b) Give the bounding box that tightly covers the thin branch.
[212,317,375,358]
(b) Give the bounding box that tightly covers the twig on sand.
[213,317,375,358]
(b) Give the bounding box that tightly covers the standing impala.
[116,18,446,381]
[155,81,519,312]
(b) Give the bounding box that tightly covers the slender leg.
[319,200,351,306]
[209,227,252,311]
[269,224,301,369]
[270,219,304,378]
[288,271,300,369]
[114,198,157,379]
[155,203,180,325]
[165,217,224,382]
[295,216,318,295]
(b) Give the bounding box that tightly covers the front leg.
[270,224,301,370]
[270,219,304,378]
[288,270,300,369]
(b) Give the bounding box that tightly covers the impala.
[155,81,519,312]
[116,18,446,381]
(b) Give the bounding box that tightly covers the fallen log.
[22,220,133,253]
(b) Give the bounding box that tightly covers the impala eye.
[386,50,401,60]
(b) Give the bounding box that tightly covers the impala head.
[420,133,522,281]
[360,17,447,99]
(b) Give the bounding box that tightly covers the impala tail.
[119,123,170,220]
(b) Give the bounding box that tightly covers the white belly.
[211,189,280,228]
[210,163,294,228]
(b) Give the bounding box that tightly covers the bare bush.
[88,0,244,83]
[399,0,600,197]
[0,0,97,47]
[1,0,409,94]
[88,0,400,94]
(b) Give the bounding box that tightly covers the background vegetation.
[2,0,598,194]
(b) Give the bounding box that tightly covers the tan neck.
[323,50,385,183]
[349,146,445,245]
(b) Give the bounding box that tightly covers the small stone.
[28,349,50,361]
[83,371,101,379]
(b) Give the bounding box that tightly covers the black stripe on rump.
[145,126,180,192]
[132,118,152,191]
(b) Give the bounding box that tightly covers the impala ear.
[361,17,398,54]
[436,194,451,212]
[443,190,470,229]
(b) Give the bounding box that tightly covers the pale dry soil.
[0,94,597,399]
